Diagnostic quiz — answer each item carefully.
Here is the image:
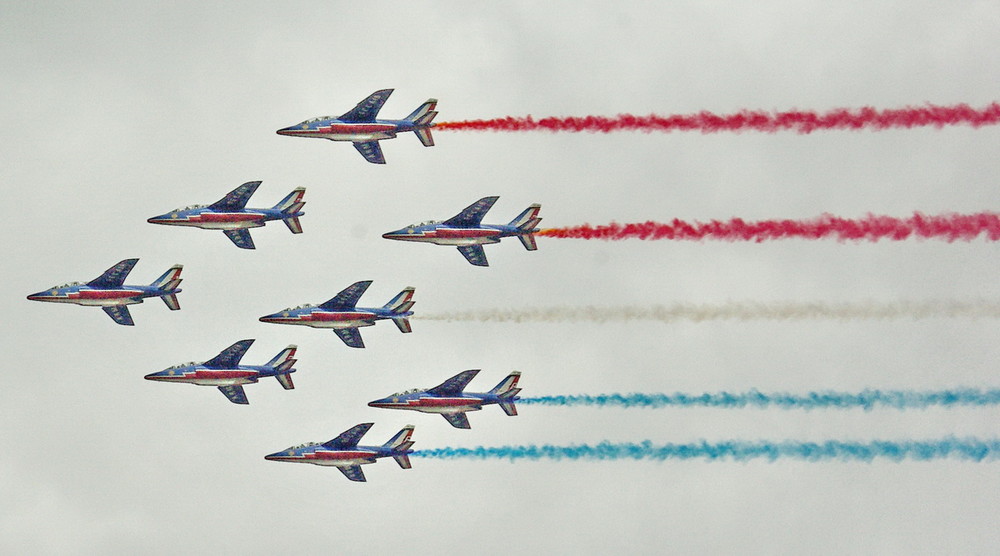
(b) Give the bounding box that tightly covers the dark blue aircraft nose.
[276,126,295,136]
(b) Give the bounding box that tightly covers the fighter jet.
[276,89,438,164]
[259,280,414,349]
[265,423,415,482]
[144,339,297,405]
[368,370,522,429]
[382,196,542,266]
[147,181,305,249]
[27,258,182,326]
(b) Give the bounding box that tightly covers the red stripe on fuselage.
[308,311,376,322]
[72,289,143,300]
[307,450,376,461]
[193,213,264,223]
[411,397,480,407]
[318,123,396,133]
[432,228,498,239]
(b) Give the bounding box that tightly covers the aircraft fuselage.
[27,287,155,307]
[277,120,417,142]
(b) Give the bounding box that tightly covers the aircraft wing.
[322,423,374,449]
[442,413,472,429]
[319,281,373,311]
[353,141,386,164]
[218,385,249,405]
[457,245,489,267]
[88,258,139,288]
[427,370,480,396]
[337,465,367,482]
[333,327,365,349]
[204,339,255,368]
[223,229,256,250]
[338,89,393,122]
[443,197,499,227]
[102,305,134,326]
[208,181,261,211]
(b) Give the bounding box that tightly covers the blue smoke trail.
[413,438,1000,463]
[519,388,1000,410]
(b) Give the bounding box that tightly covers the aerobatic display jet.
[27,258,182,326]
[259,280,414,348]
[368,370,522,429]
[382,196,542,266]
[144,339,297,405]
[147,181,305,249]
[265,423,415,482]
[276,88,438,164]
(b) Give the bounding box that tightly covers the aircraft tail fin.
[391,317,412,334]
[383,287,416,314]
[508,204,541,252]
[273,188,306,212]
[408,99,438,147]
[406,99,438,125]
[384,425,416,469]
[266,345,297,389]
[152,265,183,310]
[151,265,183,290]
[266,344,297,366]
[490,371,522,416]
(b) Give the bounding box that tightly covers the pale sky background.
[2,2,999,554]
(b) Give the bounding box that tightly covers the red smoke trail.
[435,102,1000,134]
[537,212,1000,242]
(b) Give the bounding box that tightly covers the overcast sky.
[3,2,999,554]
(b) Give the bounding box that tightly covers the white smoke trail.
[417,300,1000,324]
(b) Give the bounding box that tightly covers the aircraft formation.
[27,89,533,482]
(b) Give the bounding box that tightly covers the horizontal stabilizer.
[283,217,304,234]
[393,454,412,469]
[161,293,181,311]
[414,127,434,147]
[392,317,412,334]
[275,373,295,390]
[498,400,518,416]
[518,233,538,251]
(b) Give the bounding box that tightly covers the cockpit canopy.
[51,282,82,289]
[164,362,198,370]
[288,442,318,450]
[170,204,206,212]
[406,220,440,228]
[302,116,333,125]
[280,304,315,312]
[391,388,425,396]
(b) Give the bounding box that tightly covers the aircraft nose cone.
[276,126,295,136]
[147,215,167,224]
[26,293,40,301]
[382,230,404,240]
[264,452,281,461]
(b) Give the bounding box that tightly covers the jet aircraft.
[27,258,182,325]
[144,339,297,405]
[147,181,305,249]
[368,370,522,429]
[276,88,438,164]
[259,280,414,348]
[382,196,542,266]
[265,423,415,482]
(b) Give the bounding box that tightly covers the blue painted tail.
[406,98,438,147]
[383,425,416,469]
[489,372,522,416]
